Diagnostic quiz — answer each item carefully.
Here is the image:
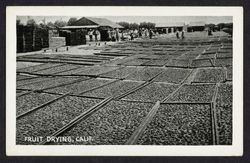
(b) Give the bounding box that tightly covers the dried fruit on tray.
[165,84,216,103]
[177,52,200,60]
[165,59,190,68]
[153,68,192,84]
[54,101,153,145]
[82,80,143,98]
[17,63,63,73]
[137,104,213,145]
[191,59,214,68]
[16,75,36,81]
[16,92,59,116]
[197,53,216,60]
[16,96,101,145]
[142,59,169,66]
[75,66,120,76]
[100,66,141,79]
[215,83,232,145]
[54,66,91,75]
[46,78,114,95]
[216,52,232,58]
[17,77,51,87]
[34,64,83,75]
[18,76,82,90]
[226,66,232,80]
[122,82,179,102]
[120,59,149,66]
[192,68,225,83]
[125,67,164,81]
[214,58,232,67]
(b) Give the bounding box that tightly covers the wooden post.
[22,31,26,52]
[32,27,36,50]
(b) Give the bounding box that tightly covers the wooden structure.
[155,22,185,34]
[187,22,206,32]
[61,17,123,41]
[16,24,49,53]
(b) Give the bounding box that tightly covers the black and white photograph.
[6,6,243,156]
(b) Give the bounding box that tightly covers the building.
[61,17,123,41]
[155,22,185,34]
[187,21,206,32]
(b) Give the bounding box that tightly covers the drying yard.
[16,32,232,145]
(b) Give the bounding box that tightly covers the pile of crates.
[59,29,87,46]
[16,24,49,53]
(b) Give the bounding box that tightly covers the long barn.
[61,17,123,41]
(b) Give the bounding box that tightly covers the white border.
[6,6,243,156]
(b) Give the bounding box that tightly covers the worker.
[107,30,111,41]
[208,28,213,36]
[93,29,99,42]
[145,28,149,37]
[88,29,93,42]
[115,28,120,41]
[176,30,180,39]
[111,29,116,41]
[149,29,153,39]
[130,30,134,40]
[138,28,142,37]
[181,30,185,39]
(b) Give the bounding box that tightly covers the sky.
[17,16,233,25]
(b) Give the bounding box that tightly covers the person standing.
[138,28,142,37]
[130,30,134,40]
[110,29,116,41]
[145,28,148,37]
[93,29,99,42]
[107,30,111,41]
[149,29,153,39]
[176,30,180,39]
[208,28,213,36]
[120,31,124,41]
[181,30,185,39]
[115,28,120,41]
[88,29,93,42]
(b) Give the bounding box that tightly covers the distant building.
[64,17,123,29]
[61,17,123,41]
[155,22,185,34]
[187,21,206,32]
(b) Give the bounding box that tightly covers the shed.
[74,17,123,29]
[63,17,123,41]
[187,21,205,32]
[155,22,185,34]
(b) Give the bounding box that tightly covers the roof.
[87,17,123,28]
[155,22,185,28]
[189,21,206,27]
[72,17,123,29]
[61,25,99,29]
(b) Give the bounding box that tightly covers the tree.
[39,23,47,29]
[224,23,233,29]
[217,23,225,30]
[67,17,78,26]
[16,19,22,25]
[26,19,36,26]
[129,23,139,30]
[117,21,130,29]
[54,20,67,27]
[205,23,215,31]
[139,22,155,29]
[47,21,55,27]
